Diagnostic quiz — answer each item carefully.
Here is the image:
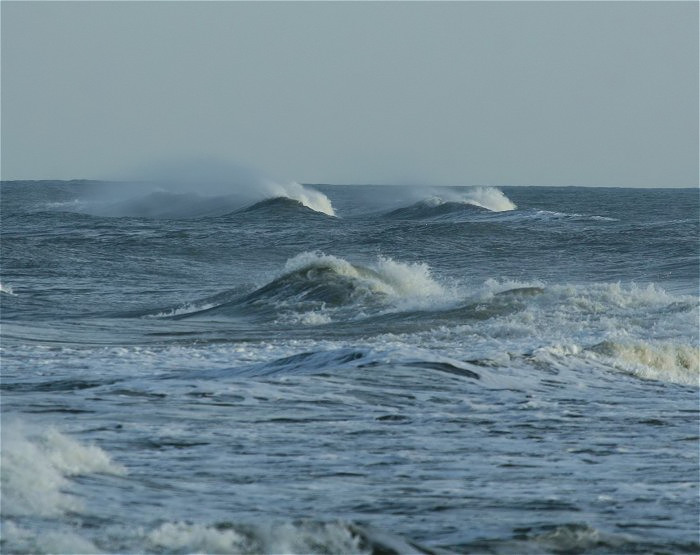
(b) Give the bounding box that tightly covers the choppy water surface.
[1,181,698,554]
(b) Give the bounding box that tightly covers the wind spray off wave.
[77,159,336,217]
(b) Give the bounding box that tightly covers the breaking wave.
[240,196,334,218]
[1,422,125,517]
[263,181,335,216]
[86,185,334,219]
[57,158,336,218]
[587,340,699,386]
[4,518,434,555]
[162,252,452,320]
[384,187,516,219]
[435,186,517,212]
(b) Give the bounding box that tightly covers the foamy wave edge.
[1,423,126,517]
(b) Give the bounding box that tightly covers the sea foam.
[1,423,126,517]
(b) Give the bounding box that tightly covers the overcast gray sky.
[1,1,698,186]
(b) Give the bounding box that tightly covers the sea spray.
[83,158,335,217]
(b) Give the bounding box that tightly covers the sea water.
[1,180,698,554]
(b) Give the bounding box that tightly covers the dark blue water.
[1,181,698,554]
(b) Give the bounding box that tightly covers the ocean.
[1,180,698,554]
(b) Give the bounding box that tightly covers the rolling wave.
[158,252,451,320]
[383,187,516,220]
[92,189,335,219]
[384,198,490,220]
[238,196,334,218]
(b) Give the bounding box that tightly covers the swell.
[234,196,335,219]
[384,199,490,220]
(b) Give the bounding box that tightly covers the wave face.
[239,196,334,218]
[384,198,491,219]
[1,182,698,554]
[166,252,452,322]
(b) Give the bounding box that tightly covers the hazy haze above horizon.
[1,1,698,187]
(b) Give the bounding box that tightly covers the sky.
[1,1,698,187]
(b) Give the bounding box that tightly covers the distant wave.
[266,181,335,216]
[239,196,334,218]
[61,177,335,218]
[384,198,490,220]
[383,187,516,219]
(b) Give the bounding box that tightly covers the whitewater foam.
[1,423,126,517]
[146,520,366,554]
[2,521,100,555]
[587,340,699,386]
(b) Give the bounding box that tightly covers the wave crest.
[385,186,516,219]
[265,181,335,216]
[588,340,699,386]
[278,252,447,304]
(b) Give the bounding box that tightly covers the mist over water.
[83,158,336,217]
[1,180,698,554]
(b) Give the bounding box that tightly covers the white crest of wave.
[283,251,449,304]
[435,186,516,212]
[1,423,126,517]
[265,180,335,216]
